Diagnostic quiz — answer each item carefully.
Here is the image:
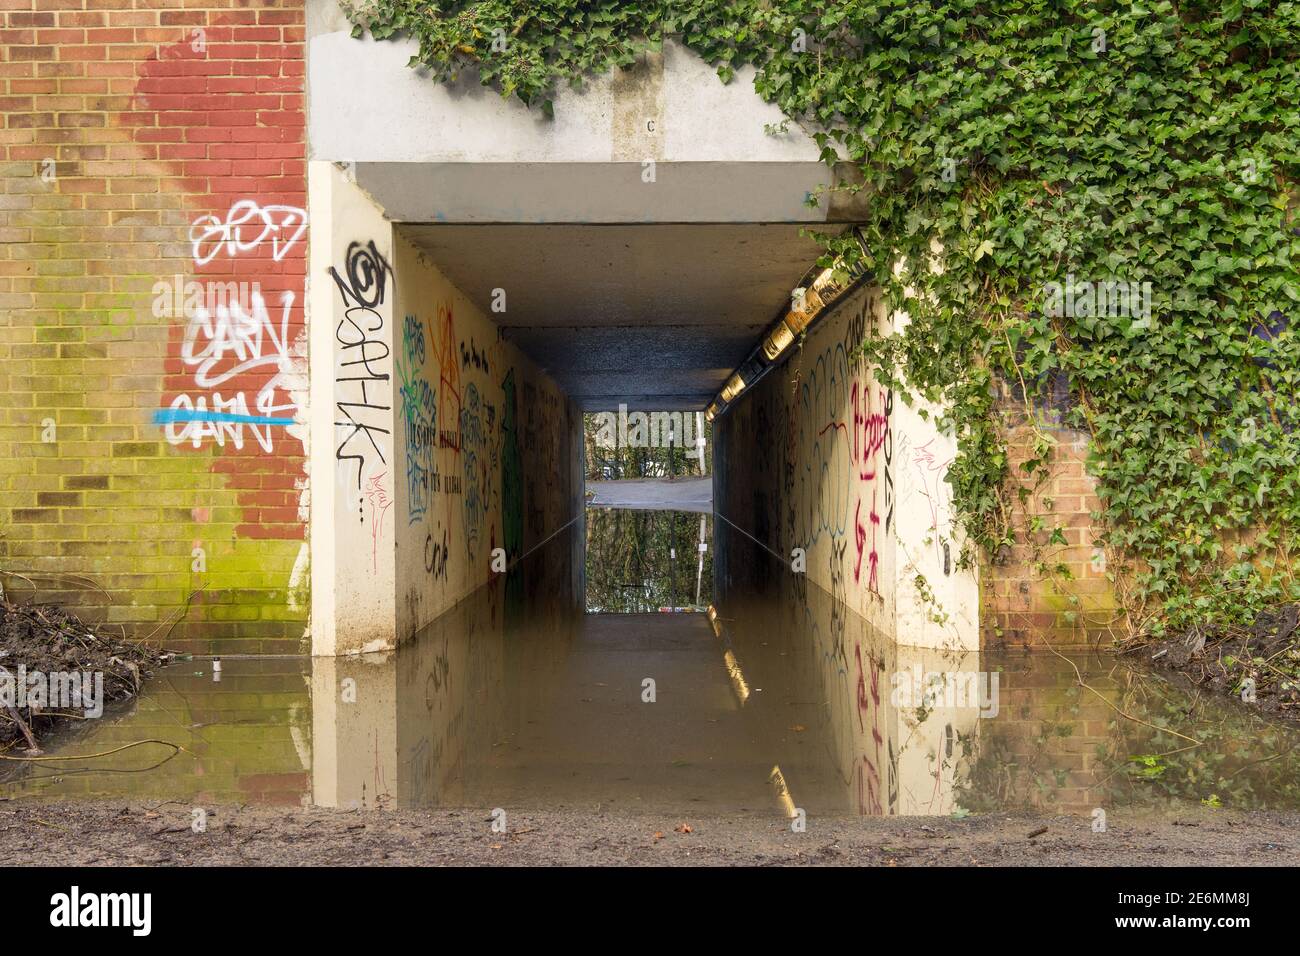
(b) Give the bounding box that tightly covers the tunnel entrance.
[302,103,978,812]
[583,407,713,613]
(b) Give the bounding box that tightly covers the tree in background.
[584,410,712,481]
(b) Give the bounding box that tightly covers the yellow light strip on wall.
[720,372,746,403]
[761,320,795,361]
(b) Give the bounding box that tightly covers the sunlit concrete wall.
[714,283,980,652]
[308,162,582,656]
[304,0,868,225]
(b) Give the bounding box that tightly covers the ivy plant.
[342,0,1300,640]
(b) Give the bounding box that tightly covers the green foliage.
[344,0,1300,638]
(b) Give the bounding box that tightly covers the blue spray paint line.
[152,409,295,426]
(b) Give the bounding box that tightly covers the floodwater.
[6,508,1300,819]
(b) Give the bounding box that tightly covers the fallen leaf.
[675,823,693,834]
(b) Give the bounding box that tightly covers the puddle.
[1,658,312,804]
[6,512,1300,817]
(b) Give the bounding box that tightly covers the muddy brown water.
[5,511,1300,822]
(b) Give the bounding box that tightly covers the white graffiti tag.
[160,201,307,452]
[189,200,307,266]
[163,290,296,452]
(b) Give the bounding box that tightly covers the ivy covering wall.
[343,0,1300,641]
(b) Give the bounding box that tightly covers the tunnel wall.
[309,162,583,656]
[714,282,980,651]
[389,230,584,644]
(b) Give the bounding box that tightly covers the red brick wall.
[0,0,308,654]
[982,409,1122,648]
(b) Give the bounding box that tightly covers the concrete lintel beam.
[352,161,868,225]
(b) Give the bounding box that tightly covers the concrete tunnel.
[304,19,983,814]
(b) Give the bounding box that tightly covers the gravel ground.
[1,800,1295,866]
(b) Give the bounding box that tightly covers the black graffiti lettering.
[331,240,394,489]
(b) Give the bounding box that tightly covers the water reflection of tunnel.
[309,521,983,817]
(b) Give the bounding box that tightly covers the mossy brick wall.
[0,0,308,654]
[982,408,1122,648]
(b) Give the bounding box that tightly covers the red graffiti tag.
[850,382,889,592]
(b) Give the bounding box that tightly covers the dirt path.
[2,801,1295,866]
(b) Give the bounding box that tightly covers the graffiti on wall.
[796,343,852,549]
[331,240,393,493]
[460,382,485,560]
[850,381,891,594]
[190,200,306,266]
[157,200,308,452]
[364,470,393,573]
[398,314,438,525]
[500,369,523,561]
[911,438,956,573]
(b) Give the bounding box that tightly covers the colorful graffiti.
[398,314,438,524]
[157,201,307,452]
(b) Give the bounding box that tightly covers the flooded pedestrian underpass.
[7,507,1300,822]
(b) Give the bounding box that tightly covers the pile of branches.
[1124,605,1300,723]
[0,600,173,753]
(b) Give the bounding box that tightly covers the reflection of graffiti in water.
[854,643,885,815]
[460,383,485,559]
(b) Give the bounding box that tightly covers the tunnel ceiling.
[401,223,830,410]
